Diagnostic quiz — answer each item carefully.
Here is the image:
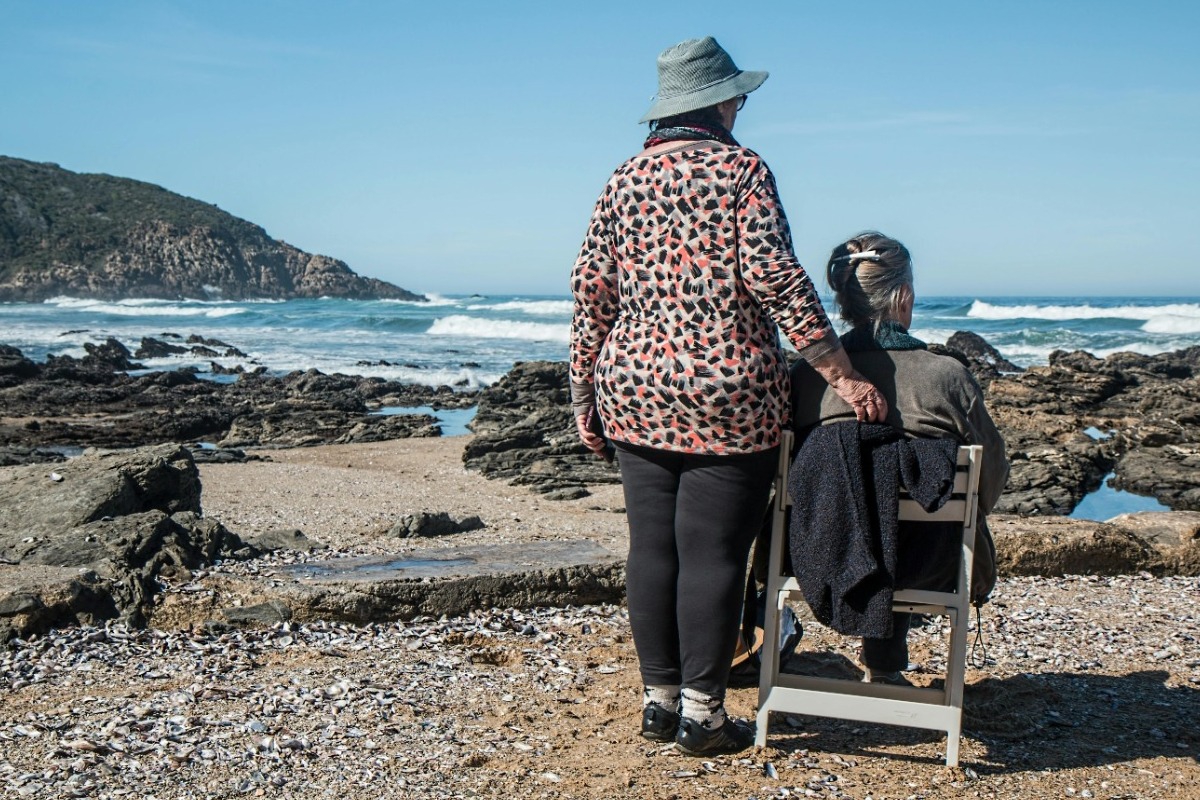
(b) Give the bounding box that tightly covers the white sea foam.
[381,293,462,307]
[42,296,250,317]
[426,314,568,343]
[908,327,961,345]
[1141,315,1200,334]
[968,300,1200,321]
[265,354,499,389]
[105,304,245,318]
[465,299,573,316]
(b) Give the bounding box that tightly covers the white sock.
[681,687,726,729]
[643,685,680,712]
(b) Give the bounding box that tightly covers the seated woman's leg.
[861,522,960,680]
[861,612,912,674]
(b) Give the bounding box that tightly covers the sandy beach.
[196,437,631,557]
[1,435,1197,799]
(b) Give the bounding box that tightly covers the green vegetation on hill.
[0,156,423,302]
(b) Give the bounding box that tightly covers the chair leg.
[755,588,786,747]
[943,605,968,766]
[945,718,961,767]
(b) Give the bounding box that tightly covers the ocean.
[2,295,1198,387]
[2,293,1198,519]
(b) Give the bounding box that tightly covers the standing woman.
[570,36,887,756]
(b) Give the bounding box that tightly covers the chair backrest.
[772,429,983,602]
[892,442,983,610]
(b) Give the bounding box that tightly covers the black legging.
[616,441,778,698]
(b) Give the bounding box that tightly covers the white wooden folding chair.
[755,430,983,766]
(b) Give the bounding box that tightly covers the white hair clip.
[832,250,879,262]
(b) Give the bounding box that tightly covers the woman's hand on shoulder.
[807,347,889,423]
[829,372,889,423]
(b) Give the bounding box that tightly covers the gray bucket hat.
[638,36,768,124]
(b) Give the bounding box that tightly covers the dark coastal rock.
[991,433,1113,516]
[983,344,1200,515]
[943,331,1023,385]
[0,446,68,467]
[455,341,1198,516]
[82,338,144,371]
[0,565,119,643]
[462,361,619,496]
[1111,445,1200,511]
[363,381,478,410]
[0,344,39,380]
[186,335,247,358]
[0,444,244,638]
[135,336,187,359]
[386,512,486,538]
[185,445,261,464]
[0,342,478,451]
[0,443,202,538]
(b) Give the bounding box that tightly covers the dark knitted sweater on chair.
[787,421,959,638]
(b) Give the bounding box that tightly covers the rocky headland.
[0,156,423,302]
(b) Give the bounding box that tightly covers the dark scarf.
[841,319,926,353]
[644,122,739,149]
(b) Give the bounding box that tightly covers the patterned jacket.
[569,141,839,455]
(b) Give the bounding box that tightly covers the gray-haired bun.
[825,232,912,331]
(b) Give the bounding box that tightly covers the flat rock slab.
[1106,510,1200,547]
[283,539,616,583]
[226,540,626,625]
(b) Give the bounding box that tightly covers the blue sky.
[3,1,1197,297]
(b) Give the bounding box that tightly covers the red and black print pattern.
[570,142,835,455]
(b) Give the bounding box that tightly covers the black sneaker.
[675,716,755,756]
[641,703,681,743]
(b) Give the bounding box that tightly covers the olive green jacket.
[790,345,1009,601]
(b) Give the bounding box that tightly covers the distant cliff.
[0,156,424,302]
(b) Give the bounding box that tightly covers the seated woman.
[789,231,1009,685]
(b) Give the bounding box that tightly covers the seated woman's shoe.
[675,716,755,756]
[641,703,681,742]
[861,667,914,687]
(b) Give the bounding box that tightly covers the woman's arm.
[569,188,619,454]
[736,161,888,422]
